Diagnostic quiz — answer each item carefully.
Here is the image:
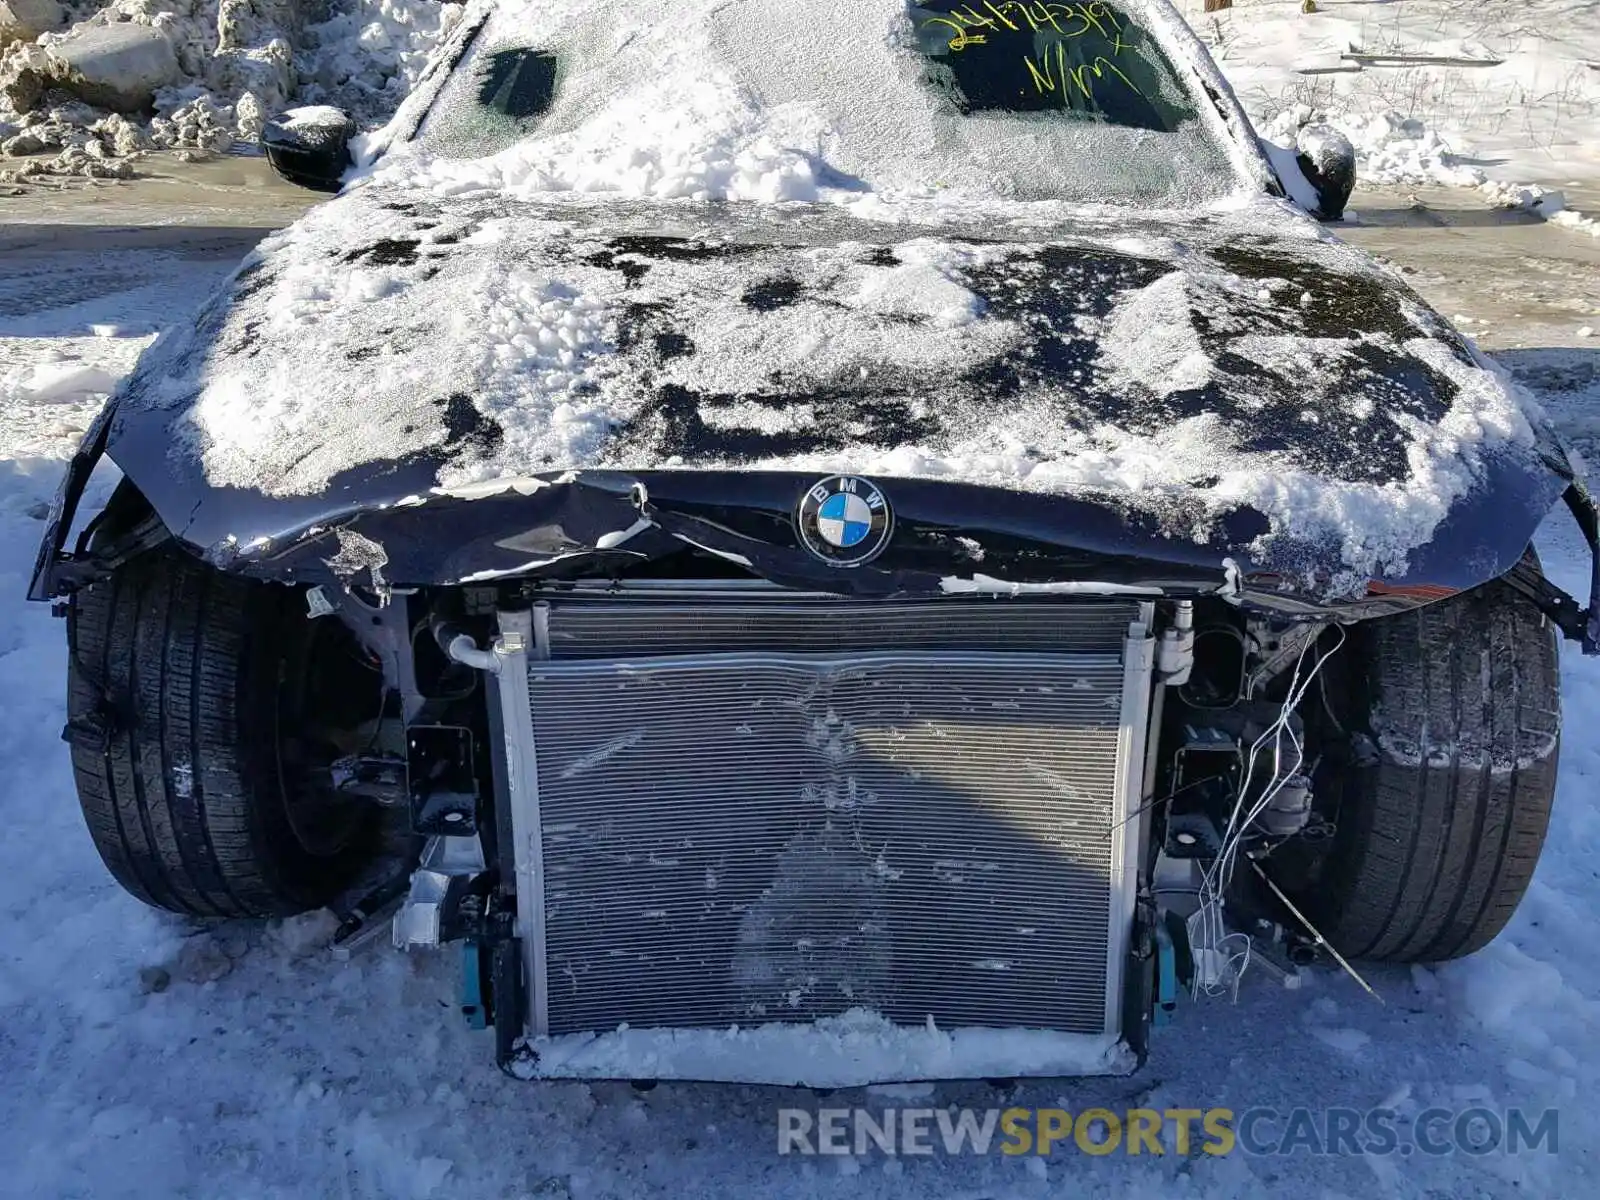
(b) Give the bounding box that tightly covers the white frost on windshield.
[382,0,1253,209]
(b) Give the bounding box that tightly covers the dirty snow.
[0,0,461,184]
[1199,0,1600,227]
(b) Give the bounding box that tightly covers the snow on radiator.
[497,598,1152,1085]
[512,1010,1135,1086]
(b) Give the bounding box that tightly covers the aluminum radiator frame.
[487,596,1157,1084]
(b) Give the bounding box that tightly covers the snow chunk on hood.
[1099,271,1212,395]
[181,213,625,496]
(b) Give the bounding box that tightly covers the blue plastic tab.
[1154,918,1179,1027]
[461,942,488,1030]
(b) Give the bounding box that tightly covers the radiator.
[493,594,1155,1085]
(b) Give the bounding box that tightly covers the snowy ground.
[1194,0,1600,188]
[1190,0,1600,237]
[6,1,1600,1190]
[1,171,1599,1198]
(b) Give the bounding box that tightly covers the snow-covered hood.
[99,187,1572,601]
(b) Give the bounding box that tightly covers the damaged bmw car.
[32,0,1600,1085]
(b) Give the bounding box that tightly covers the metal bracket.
[331,753,407,806]
[330,895,407,961]
[1156,600,1194,685]
[1106,620,1156,1037]
[305,585,338,619]
[407,725,479,835]
[391,835,488,951]
[1502,541,1598,654]
[330,587,427,720]
[491,912,531,1075]
[28,401,115,602]
[491,608,549,1039]
[1564,481,1599,654]
[1164,811,1225,859]
[1153,916,1178,1027]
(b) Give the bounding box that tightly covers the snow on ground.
[3,3,1600,1195]
[1195,0,1600,225]
[1196,0,1600,186]
[1,206,1599,1198]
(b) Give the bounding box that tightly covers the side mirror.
[261,107,356,193]
[1294,125,1356,222]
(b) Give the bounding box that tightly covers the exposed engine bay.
[305,567,1377,1084]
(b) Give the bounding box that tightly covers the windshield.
[408,0,1246,207]
[911,3,1196,126]
[415,38,560,159]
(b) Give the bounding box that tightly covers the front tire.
[1313,580,1560,963]
[65,548,376,918]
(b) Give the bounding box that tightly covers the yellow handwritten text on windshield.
[921,2,1140,100]
[1024,43,1142,99]
[921,2,1127,51]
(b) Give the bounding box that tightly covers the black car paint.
[260,109,357,193]
[25,194,1599,642]
[31,435,1593,637]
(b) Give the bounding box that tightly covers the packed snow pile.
[1,349,138,459]
[1259,104,1478,189]
[0,0,460,184]
[1198,0,1600,218]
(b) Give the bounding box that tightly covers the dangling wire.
[1189,623,1347,1000]
[1248,859,1383,1004]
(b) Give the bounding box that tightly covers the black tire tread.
[67,549,356,918]
[1319,582,1559,963]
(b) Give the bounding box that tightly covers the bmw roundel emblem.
[796,475,894,566]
